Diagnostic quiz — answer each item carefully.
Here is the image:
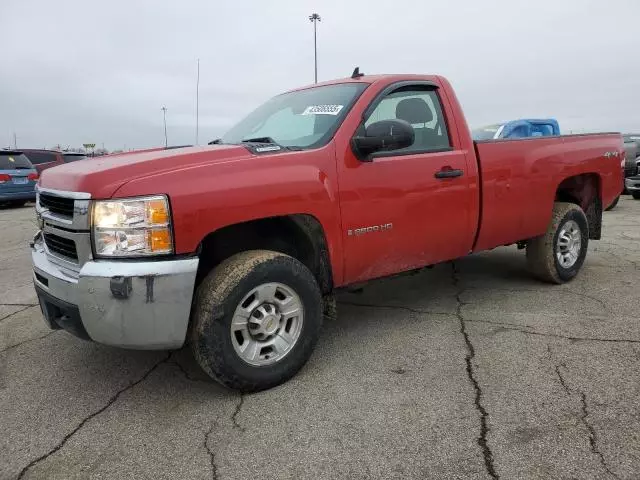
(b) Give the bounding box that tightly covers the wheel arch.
[194,214,334,295]
[554,173,602,240]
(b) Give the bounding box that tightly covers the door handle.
[434,168,463,179]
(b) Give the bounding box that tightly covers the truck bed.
[472,133,623,252]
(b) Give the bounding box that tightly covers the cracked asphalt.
[1,198,639,480]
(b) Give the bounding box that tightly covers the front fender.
[113,147,345,284]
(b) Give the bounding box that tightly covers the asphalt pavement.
[1,198,639,480]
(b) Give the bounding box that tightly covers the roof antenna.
[351,67,364,79]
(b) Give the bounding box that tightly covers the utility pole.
[161,106,168,147]
[12,132,17,149]
[309,13,321,83]
[196,58,200,145]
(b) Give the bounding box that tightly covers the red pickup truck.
[32,73,623,391]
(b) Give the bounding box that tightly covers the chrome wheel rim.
[231,282,304,366]
[556,220,582,269]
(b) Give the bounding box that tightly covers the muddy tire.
[526,202,589,284]
[191,250,322,392]
[605,195,619,211]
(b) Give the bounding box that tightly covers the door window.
[364,87,451,153]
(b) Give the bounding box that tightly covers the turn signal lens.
[147,228,172,253]
[146,199,169,225]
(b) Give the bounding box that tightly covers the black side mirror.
[351,119,415,161]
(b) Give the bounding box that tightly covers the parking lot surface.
[1,199,639,480]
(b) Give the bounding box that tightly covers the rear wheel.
[191,250,322,392]
[526,202,589,284]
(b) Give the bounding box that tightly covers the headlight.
[92,195,173,257]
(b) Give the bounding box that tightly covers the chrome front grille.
[39,193,75,217]
[36,187,92,273]
[44,232,78,260]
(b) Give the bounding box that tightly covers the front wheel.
[633,192,640,200]
[526,202,589,284]
[191,250,323,392]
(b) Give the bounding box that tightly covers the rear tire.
[633,193,640,200]
[191,250,322,392]
[526,202,589,284]
[10,201,26,207]
[605,195,619,211]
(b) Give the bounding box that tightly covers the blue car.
[0,150,38,207]
[472,118,560,140]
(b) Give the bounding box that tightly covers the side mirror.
[351,119,415,161]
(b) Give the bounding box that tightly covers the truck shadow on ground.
[336,247,542,309]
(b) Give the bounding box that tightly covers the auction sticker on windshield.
[301,105,344,115]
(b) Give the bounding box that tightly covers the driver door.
[337,83,475,283]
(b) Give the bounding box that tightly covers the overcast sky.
[2,0,639,150]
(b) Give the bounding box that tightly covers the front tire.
[191,250,322,392]
[526,202,589,284]
[633,192,640,200]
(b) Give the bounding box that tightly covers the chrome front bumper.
[32,236,199,349]
[625,177,640,192]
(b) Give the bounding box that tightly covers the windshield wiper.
[241,136,278,144]
[236,137,304,151]
[208,138,223,145]
[240,137,300,151]
[14,166,31,169]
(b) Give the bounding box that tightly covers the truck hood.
[39,145,253,198]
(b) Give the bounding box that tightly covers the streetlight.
[196,58,200,145]
[309,13,321,83]
[161,106,168,147]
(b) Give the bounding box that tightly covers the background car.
[20,149,64,173]
[62,152,88,163]
[623,134,640,200]
[623,134,639,178]
[472,118,560,140]
[0,150,38,207]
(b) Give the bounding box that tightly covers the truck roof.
[287,74,441,93]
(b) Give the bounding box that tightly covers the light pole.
[196,58,200,145]
[161,106,168,147]
[309,13,321,83]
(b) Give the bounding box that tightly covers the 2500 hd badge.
[348,223,393,236]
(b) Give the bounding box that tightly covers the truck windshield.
[221,83,368,149]
[472,124,502,140]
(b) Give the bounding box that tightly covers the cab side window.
[365,87,451,153]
